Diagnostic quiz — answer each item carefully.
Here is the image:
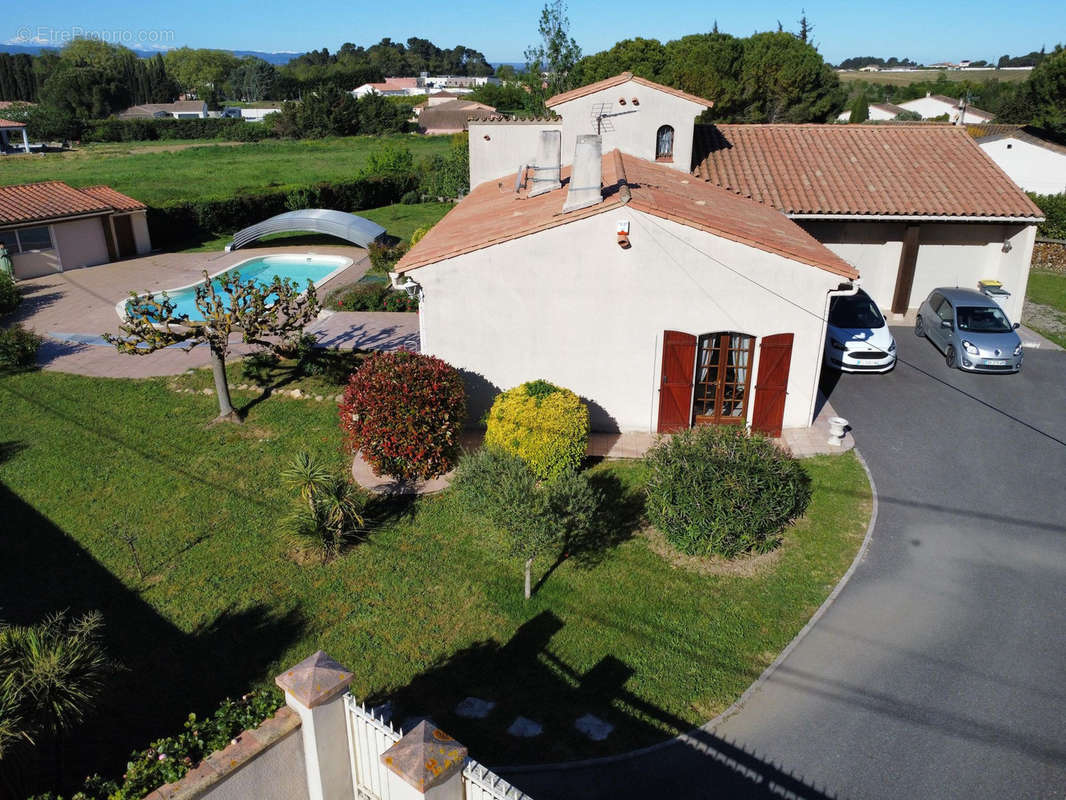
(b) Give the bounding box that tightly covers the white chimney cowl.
[529,129,562,197]
[562,134,603,213]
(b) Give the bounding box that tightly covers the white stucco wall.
[978,137,1066,195]
[550,79,706,172]
[11,248,60,279]
[130,211,152,254]
[413,210,841,432]
[197,725,309,800]
[53,217,110,269]
[835,105,900,122]
[468,121,563,188]
[800,220,1035,322]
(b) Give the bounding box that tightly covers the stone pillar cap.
[381,721,468,792]
[275,650,353,708]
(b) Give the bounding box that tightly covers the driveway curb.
[496,447,881,776]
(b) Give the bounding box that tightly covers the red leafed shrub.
[339,351,466,480]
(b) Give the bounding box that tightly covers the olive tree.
[106,271,320,422]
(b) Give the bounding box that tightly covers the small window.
[17,226,53,252]
[0,230,17,254]
[656,125,674,160]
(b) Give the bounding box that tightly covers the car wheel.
[915,315,925,338]
[945,345,956,369]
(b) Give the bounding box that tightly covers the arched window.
[656,125,674,160]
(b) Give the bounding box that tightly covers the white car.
[823,289,897,373]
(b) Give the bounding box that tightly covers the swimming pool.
[117,253,352,322]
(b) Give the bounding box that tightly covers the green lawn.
[1024,270,1066,348]
[0,368,870,787]
[837,68,1030,85]
[180,201,454,253]
[0,135,452,207]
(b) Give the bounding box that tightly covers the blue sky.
[6,0,1064,65]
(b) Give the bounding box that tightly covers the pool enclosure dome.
[227,209,387,251]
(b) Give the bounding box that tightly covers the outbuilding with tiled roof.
[0,181,151,279]
[972,125,1066,195]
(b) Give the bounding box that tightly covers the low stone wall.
[1032,240,1066,273]
[143,707,308,800]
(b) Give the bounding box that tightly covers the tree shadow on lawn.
[370,610,837,800]
[0,478,306,797]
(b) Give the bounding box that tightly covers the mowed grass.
[837,68,1031,85]
[180,201,454,253]
[0,135,453,206]
[1025,270,1066,347]
[0,369,870,777]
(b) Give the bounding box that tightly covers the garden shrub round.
[644,425,811,558]
[484,380,589,481]
[339,351,466,480]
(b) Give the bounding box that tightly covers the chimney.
[529,129,562,197]
[562,134,603,213]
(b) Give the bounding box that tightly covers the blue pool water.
[125,254,350,322]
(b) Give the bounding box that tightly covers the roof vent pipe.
[562,134,603,213]
[528,129,562,197]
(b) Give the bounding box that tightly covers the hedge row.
[147,175,416,248]
[1030,192,1066,240]
[81,117,273,143]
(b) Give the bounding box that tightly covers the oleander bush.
[0,324,42,370]
[484,380,589,481]
[339,351,466,480]
[644,425,812,558]
[41,689,283,800]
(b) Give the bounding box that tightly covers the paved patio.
[10,246,419,377]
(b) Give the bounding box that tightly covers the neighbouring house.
[220,105,284,122]
[895,92,994,124]
[352,77,423,98]
[397,128,859,436]
[691,124,1042,322]
[970,124,1066,195]
[117,100,209,119]
[834,102,910,122]
[0,182,151,279]
[412,91,465,115]
[415,100,496,134]
[0,118,30,153]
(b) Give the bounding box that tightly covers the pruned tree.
[106,271,320,422]
[797,10,814,44]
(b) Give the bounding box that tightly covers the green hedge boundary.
[147,175,416,248]
[1030,192,1066,240]
[82,117,272,143]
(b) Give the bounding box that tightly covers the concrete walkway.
[11,246,420,377]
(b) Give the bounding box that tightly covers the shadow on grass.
[372,610,838,799]
[0,479,306,797]
[234,348,363,418]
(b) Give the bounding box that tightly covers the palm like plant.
[280,453,365,562]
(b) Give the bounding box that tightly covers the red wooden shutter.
[657,331,697,433]
[751,333,794,438]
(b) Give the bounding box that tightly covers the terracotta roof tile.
[397,150,856,279]
[692,124,1042,219]
[0,118,25,128]
[80,185,147,212]
[0,181,144,226]
[546,72,714,109]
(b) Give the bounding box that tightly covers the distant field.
[838,69,1031,86]
[0,135,453,206]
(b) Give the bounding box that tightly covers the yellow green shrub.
[484,380,590,480]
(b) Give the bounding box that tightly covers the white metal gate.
[345,697,533,800]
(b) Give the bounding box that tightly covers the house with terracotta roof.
[970,125,1066,195]
[398,129,858,436]
[0,118,30,154]
[416,100,495,135]
[405,73,1041,435]
[834,102,910,122]
[117,101,208,120]
[0,182,151,279]
[351,78,425,99]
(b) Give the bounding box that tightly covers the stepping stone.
[454,697,495,719]
[574,713,613,741]
[507,716,542,738]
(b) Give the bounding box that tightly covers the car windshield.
[956,305,1012,333]
[829,293,885,329]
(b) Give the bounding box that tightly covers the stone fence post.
[380,720,467,800]
[275,651,355,800]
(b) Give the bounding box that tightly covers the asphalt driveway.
[504,329,1066,799]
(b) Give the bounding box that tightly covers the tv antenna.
[590,103,638,136]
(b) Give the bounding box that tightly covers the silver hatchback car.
[915,288,1023,373]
